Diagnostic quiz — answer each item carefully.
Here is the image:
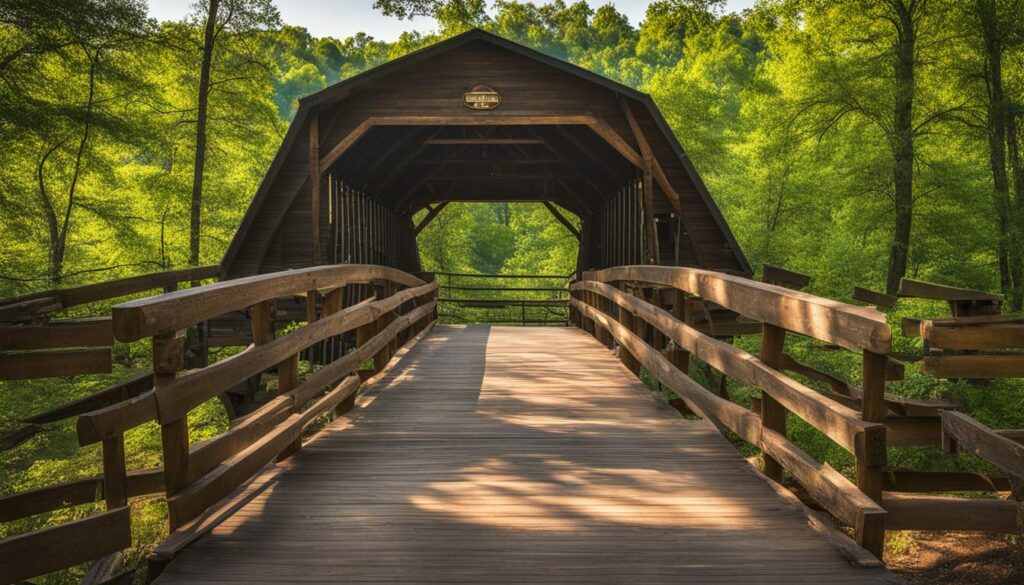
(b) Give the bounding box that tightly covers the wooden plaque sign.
[463,85,501,110]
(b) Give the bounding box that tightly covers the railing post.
[371,281,389,372]
[101,433,128,509]
[759,323,787,483]
[594,293,613,347]
[154,330,188,531]
[669,290,690,373]
[614,283,640,376]
[857,350,888,557]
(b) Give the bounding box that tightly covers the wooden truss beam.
[413,201,449,235]
[542,201,580,240]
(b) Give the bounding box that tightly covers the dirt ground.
[887,532,1024,584]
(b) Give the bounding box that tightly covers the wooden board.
[0,508,131,584]
[0,317,112,350]
[0,348,111,380]
[898,278,1003,302]
[154,326,891,584]
[920,354,1024,379]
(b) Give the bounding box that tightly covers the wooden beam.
[0,317,112,350]
[921,321,1024,350]
[921,354,1024,379]
[319,114,643,181]
[898,278,1004,302]
[619,95,665,264]
[882,470,1012,493]
[413,201,449,235]
[618,96,682,213]
[0,348,111,380]
[852,286,897,308]
[541,202,580,239]
[942,411,1024,480]
[883,493,1021,532]
[309,107,321,264]
[423,138,545,145]
[763,265,812,290]
[0,508,131,585]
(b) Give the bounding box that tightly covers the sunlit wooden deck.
[155,325,893,584]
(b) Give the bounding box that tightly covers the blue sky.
[148,1,758,41]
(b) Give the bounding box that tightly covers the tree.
[969,0,1024,309]
[0,0,149,285]
[185,0,280,269]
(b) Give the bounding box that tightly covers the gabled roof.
[222,28,750,275]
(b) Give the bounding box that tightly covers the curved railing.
[570,266,891,559]
[0,264,437,584]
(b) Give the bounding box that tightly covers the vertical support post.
[856,350,888,561]
[371,281,389,372]
[102,433,127,509]
[594,291,613,347]
[856,351,888,559]
[759,323,787,483]
[154,330,188,530]
[858,351,887,501]
[305,289,319,363]
[277,352,301,460]
[669,290,690,374]
[309,107,321,264]
[641,165,659,264]
[615,283,640,376]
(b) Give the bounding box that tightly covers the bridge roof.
[223,29,750,277]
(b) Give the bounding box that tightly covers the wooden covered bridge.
[3,29,1023,585]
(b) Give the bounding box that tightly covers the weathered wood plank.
[0,468,162,522]
[921,321,1024,350]
[0,348,111,380]
[24,371,152,425]
[851,287,897,308]
[0,317,112,351]
[898,278,1004,302]
[942,411,1024,480]
[883,493,1020,532]
[921,354,1024,379]
[763,265,811,290]
[0,508,131,585]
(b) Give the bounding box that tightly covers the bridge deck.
[156,325,892,584]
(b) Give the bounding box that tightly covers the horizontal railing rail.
[571,265,892,559]
[435,271,570,326]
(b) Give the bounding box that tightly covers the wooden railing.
[0,264,437,584]
[436,271,570,325]
[570,265,891,558]
[0,265,220,383]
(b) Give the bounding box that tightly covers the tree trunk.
[189,0,220,269]
[1007,112,1024,310]
[886,2,917,295]
[977,0,1014,302]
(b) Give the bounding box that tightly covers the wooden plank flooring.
[156,325,895,584]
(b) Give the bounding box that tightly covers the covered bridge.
[221,28,750,278]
